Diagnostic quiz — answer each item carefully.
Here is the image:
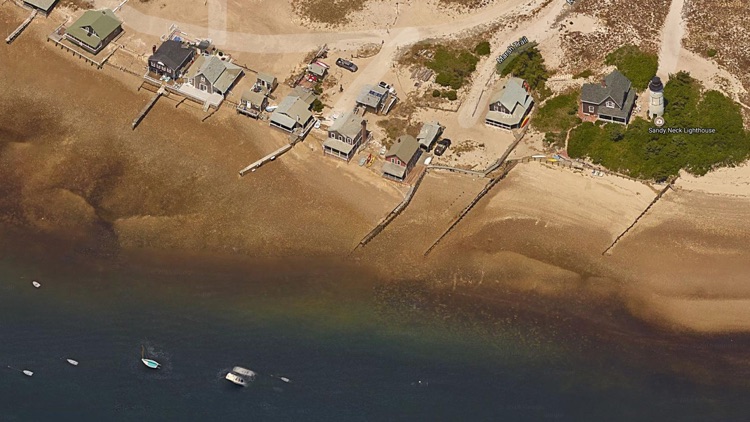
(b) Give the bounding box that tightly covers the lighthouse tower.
[648,76,664,119]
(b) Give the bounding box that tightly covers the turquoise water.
[1,255,748,421]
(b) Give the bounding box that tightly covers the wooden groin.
[132,86,165,129]
[353,168,429,252]
[6,9,36,44]
[424,161,517,256]
[602,177,677,255]
[238,144,293,176]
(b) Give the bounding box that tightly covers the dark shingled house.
[580,70,636,125]
[148,40,196,80]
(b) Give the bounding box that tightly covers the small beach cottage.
[148,40,196,80]
[65,9,122,54]
[237,89,268,119]
[269,87,317,134]
[23,0,58,15]
[485,77,534,130]
[382,135,421,182]
[323,111,367,162]
[417,121,444,150]
[580,70,636,125]
[185,55,244,96]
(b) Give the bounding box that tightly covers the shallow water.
[0,254,748,421]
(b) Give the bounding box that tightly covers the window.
[588,105,594,113]
[606,101,615,108]
[651,98,660,105]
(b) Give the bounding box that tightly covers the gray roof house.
[307,63,328,78]
[417,121,444,150]
[237,88,268,119]
[323,111,367,162]
[356,84,397,114]
[256,72,277,93]
[185,55,244,96]
[64,9,122,54]
[382,135,421,182]
[581,70,636,125]
[270,87,317,134]
[23,0,58,15]
[485,77,534,130]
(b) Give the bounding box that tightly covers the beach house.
[417,121,444,150]
[185,55,244,96]
[269,87,317,134]
[485,77,534,130]
[382,135,421,182]
[237,89,268,119]
[65,9,122,54]
[255,72,278,93]
[580,70,636,125]
[323,111,367,162]
[356,83,398,115]
[148,40,196,80]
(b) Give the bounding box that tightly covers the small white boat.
[225,366,256,387]
[265,105,278,112]
[32,281,41,288]
[141,345,161,370]
[66,359,79,366]
[279,376,290,383]
[23,370,33,377]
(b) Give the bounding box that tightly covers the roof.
[328,111,364,139]
[149,40,194,71]
[186,55,243,93]
[581,70,632,107]
[356,84,388,108]
[597,88,637,120]
[291,86,316,105]
[489,77,533,114]
[417,121,443,148]
[257,72,276,86]
[307,63,327,77]
[66,9,121,49]
[24,0,57,12]
[323,138,357,155]
[382,162,407,179]
[271,91,315,128]
[241,89,267,107]
[386,135,419,164]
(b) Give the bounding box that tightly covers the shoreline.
[2,5,750,339]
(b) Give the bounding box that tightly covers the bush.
[605,45,659,90]
[499,46,549,92]
[444,90,458,101]
[311,98,324,113]
[533,91,580,134]
[573,69,593,79]
[427,46,479,90]
[707,48,717,57]
[432,89,441,97]
[474,41,491,56]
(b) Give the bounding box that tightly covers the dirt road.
[656,0,687,81]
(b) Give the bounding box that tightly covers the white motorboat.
[225,366,256,387]
[66,359,79,366]
[32,281,41,288]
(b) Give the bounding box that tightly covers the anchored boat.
[66,359,79,366]
[141,345,161,370]
[225,366,256,387]
[31,280,41,288]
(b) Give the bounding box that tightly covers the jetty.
[132,86,165,129]
[238,143,294,176]
[6,10,37,44]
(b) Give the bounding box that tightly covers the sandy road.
[456,0,567,128]
[656,0,687,81]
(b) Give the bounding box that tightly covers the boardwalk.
[5,10,36,44]
[132,86,165,129]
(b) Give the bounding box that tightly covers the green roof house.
[65,9,122,54]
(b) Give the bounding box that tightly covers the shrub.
[707,48,717,57]
[474,41,491,56]
[444,90,458,101]
[427,46,479,90]
[533,91,580,134]
[499,46,549,92]
[311,98,324,113]
[432,89,441,97]
[435,72,452,87]
[605,45,659,90]
[573,69,593,79]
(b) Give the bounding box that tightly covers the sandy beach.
[2,0,750,343]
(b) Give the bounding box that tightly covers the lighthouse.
[648,76,664,119]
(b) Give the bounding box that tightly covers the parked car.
[336,58,358,72]
[434,138,451,156]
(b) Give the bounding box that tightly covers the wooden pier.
[132,86,165,129]
[6,10,36,44]
[238,143,293,176]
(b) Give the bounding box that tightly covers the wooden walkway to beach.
[5,9,36,44]
[132,86,165,129]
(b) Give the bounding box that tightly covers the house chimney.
[152,45,156,54]
[601,78,607,87]
[361,119,367,143]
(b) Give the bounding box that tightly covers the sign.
[496,36,530,64]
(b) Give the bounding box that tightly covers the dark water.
[1,254,749,422]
